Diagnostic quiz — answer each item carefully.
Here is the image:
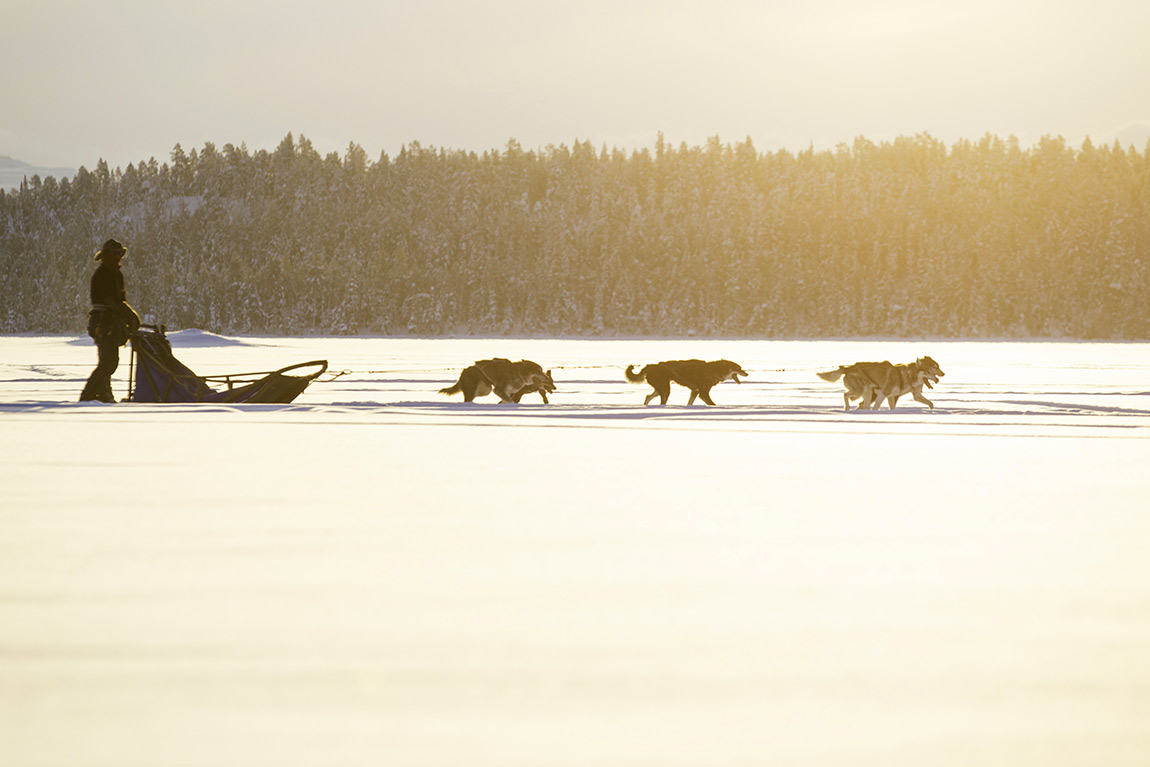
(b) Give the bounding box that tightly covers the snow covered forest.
[2,132,1147,338]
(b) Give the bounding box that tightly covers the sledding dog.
[817,356,944,411]
[625,359,747,405]
[440,358,557,403]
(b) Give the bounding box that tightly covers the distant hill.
[0,156,76,190]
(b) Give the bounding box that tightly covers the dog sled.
[127,324,328,404]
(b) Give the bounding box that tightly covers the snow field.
[2,335,1149,766]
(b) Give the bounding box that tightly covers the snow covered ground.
[2,334,1149,766]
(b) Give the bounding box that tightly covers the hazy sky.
[3,0,1149,170]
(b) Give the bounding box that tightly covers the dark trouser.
[80,339,120,402]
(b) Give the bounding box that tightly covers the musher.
[80,238,140,402]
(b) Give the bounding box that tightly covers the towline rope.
[326,365,821,377]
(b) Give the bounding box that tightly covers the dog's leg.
[687,390,698,405]
[698,388,716,406]
[844,374,867,410]
[887,394,900,410]
[869,388,886,409]
[461,371,477,402]
[466,376,493,403]
[911,389,934,409]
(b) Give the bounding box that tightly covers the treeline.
[2,132,1148,338]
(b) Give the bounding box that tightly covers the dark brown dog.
[440,358,556,403]
[625,359,747,405]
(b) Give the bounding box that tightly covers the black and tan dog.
[817,356,944,410]
[440,358,556,403]
[625,359,747,405]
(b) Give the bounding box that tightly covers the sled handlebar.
[274,360,329,378]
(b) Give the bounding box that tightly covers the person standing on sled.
[80,239,140,402]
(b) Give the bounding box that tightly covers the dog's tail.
[440,369,471,396]
[624,364,647,384]
[439,378,463,396]
[817,367,846,383]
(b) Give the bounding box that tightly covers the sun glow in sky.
[2,0,1148,170]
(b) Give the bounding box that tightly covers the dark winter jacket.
[87,265,138,345]
[90,263,126,307]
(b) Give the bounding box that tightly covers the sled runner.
[127,324,327,403]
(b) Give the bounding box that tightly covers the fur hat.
[94,238,127,261]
